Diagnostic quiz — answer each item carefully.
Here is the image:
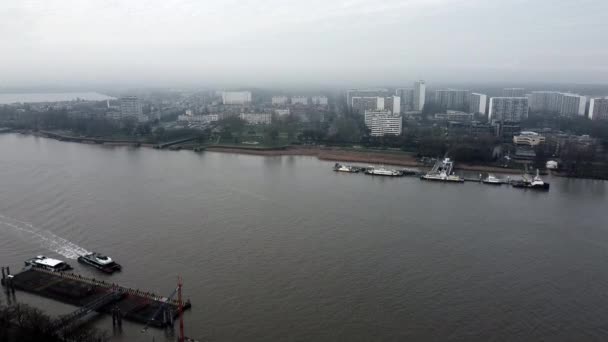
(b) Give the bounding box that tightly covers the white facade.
[311,96,328,106]
[364,110,402,136]
[528,91,563,112]
[222,91,252,105]
[589,97,608,121]
[528,91,586,116]
[434,89,470,110]
[488,97,529,123]
[413,80,426,111]
[560,93,586,117]
[469,93,487,114]
[272,96,288,106]
[239,113,272,125]
[390,96,401,115]
[291,96,309,105]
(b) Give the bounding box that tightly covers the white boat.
[365,166,401,176]
[420,170,464,182]
[333,163,359,173]
[25,255,72,272]
[482,174,503,185]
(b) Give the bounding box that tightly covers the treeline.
[0,303,108,342]
[0,106,203,143]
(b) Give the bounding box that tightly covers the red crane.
[141,276,188,342]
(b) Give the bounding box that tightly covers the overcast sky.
[1,0,607,88]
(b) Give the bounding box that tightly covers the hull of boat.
[77,256,122,274]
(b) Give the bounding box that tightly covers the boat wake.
[0,214,89,259]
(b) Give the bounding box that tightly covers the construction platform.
[1,267,191,328]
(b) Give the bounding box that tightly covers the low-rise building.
[272,96,288,106]
[177,114,219,123]
[513,131,545,146]
[274,108,290,116]
[311,96,328,106]
[434,110,474,122]
[239,113,272,125]
[291,96,309,105]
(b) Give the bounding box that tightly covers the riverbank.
[11,130,535,175]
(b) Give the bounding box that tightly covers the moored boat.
[482,174,503,185]
[77,252,122,274]
[25,255,72,272]
[365,166,402,176]
[511,169,550,190]
[333,163,360,173]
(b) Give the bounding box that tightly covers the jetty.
[1,266,191,329]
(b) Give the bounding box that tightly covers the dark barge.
[1,267,191,328]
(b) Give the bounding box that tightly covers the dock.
[1,267,191,329]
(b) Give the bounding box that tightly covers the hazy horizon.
[2,0,607,88]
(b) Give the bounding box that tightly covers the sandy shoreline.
[206,146,522,174]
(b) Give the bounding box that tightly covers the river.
[0,133,607,341]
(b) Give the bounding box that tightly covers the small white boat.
[365,166,402,176]
[482,174,503,185]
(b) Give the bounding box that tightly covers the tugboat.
[482,174,503,185]
[512,169,550,190]
[77,252,122,274]
[365,166,402,176]
[333,163,359,173]
[25,255,72,272]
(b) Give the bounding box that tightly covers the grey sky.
[1,0,607,87]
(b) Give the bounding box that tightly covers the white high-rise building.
[528,91,585,116]
[396,88,414,111]
[434,89,470,110]
[385,96,401,115]
[589,97,608,121]
[120,96,143,118]
[311,96,328,106]
[413,80,426,111]
[469,93,487,114]
[291,96,309,105]
[488,97,529,123]
[502,88,526,97]
[559,93,586,117]
[528,91,563,112]
[272,96,288,106]
[222,91,252,105]
[364,110,402,136]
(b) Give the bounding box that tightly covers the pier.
[1,267,191,329]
